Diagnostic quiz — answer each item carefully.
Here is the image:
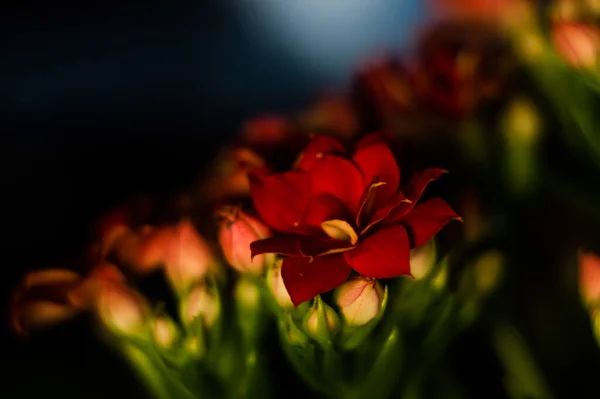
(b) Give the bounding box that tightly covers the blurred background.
[2,1,425,397]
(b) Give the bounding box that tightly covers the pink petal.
[295,135,347,171]
[281,254,352,306]
[344,224,411,278]
[353,142,400,208]
[309,155,364,215]
[401,198,462,248]
[249,168,311,233]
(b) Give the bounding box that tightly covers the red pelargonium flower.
[249,134,461,306]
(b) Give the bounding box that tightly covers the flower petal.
[302,194,349,228]
[310,155,364,215]
[251,234,353,258]
[281,254,352,306]
[249,168,310,232]
[294,135,347,171]
[368,167,448,229]
[401,198,462,248]
[353,141,400,207]
[321,220,358,245]
[403,168,448,202]
[344,224,411,278]
[251,236,304,258]
[356,180,387,229]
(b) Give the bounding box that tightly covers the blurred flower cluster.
[10,0,600,397]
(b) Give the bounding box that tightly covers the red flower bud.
[579,250,600,306]
[218,207,274,275]
[552,22,600,68]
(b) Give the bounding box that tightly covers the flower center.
[320,220,358,245]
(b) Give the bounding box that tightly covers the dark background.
[2,1,424,397]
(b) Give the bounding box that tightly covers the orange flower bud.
[579,251,600,306]
[552,22,600,68]
[180,283,220,328]
[11,269,84,335]
[152,316,179,349]
[334,277,385,327]
[217,207,274,275]
[95,282,149,337]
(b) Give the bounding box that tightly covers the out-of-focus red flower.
[297,94,360,141]
[249,134,461,306]
[579,250,600,305]
[432,0,518,22]
[552,22,600,68]
[354,58,416,126]
[241,115,309,155]
[11,263,126,335]
[202,146,266,202]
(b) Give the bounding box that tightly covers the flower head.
[95,282,150,337]
[250,134,461,306]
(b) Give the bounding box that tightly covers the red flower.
[249,134,461,306]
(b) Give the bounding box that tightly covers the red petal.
[302,194,349,228]
[309,155,364,215]
[344,224,411,278]
[281,254,352,306]
[353,141,400,208]
[402,198,462,248]
[250,236,304,258]
[361,191,410,235]
[403,167,447,202]
[370,167,448,229]
[295,135,347,171]
[355,180,387,229]
[251,234,352,259]
[249,169,310,233]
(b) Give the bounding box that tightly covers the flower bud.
[217,207,274,275]
[579,251,600,306]
[303,297,340,344]
[592,309,600,345]
[267,259,294,310]
[11,269,84,335]
[410,240,437,280]
[335,277,385,327]
[473,251,504,295]
[234,276,261,310]
[552,22,600,68]
[181,283,220,329]
[161,221,219,294]
[502,97,541,147]
[153,316,179,349]
[95,282,149,337]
